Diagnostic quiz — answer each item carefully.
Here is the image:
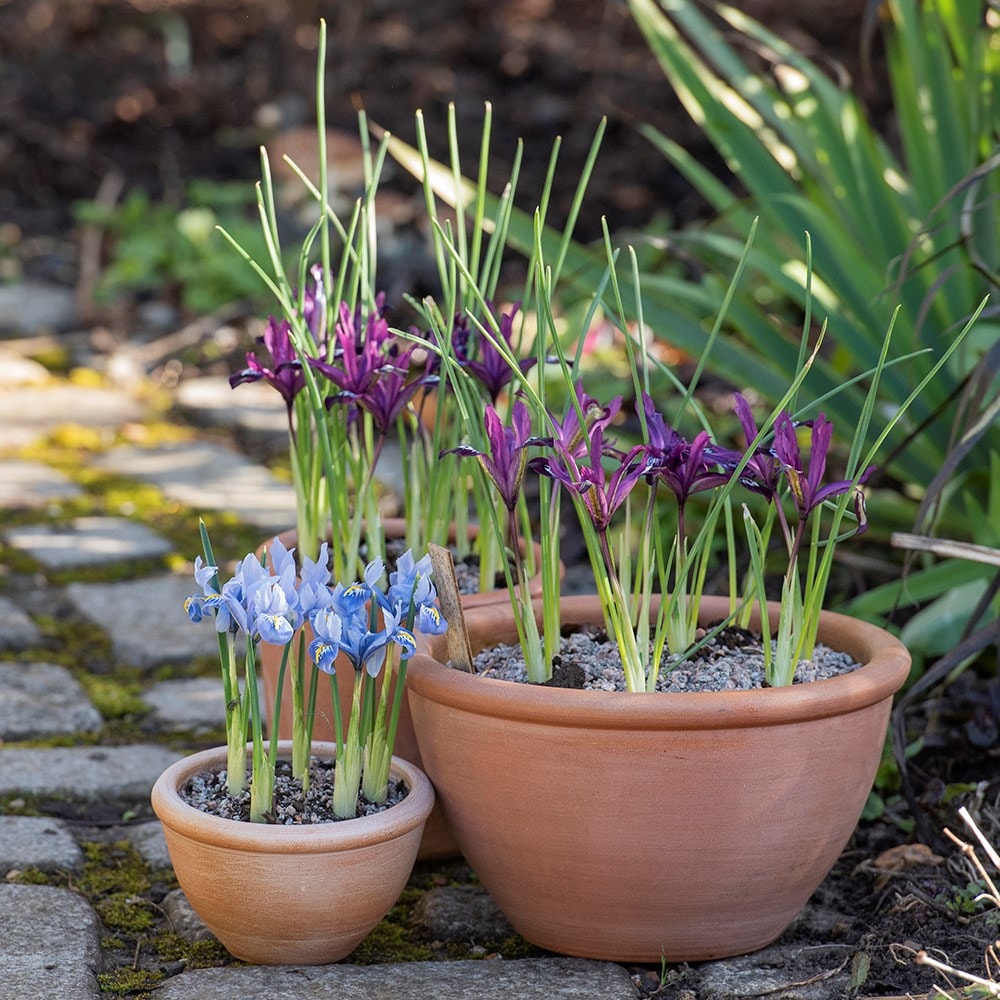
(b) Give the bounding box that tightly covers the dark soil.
[2,2,997,997]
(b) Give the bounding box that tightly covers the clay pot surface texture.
[254,522,552,861]
[405,594,912,963]
[151,742,434,965]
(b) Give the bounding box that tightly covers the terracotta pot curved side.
[405,595,911,963]
[151,743,433,965]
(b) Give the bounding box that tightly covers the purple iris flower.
[355,344,438,435]
[641,394,732,507]
[301,264,328,340]
[724,394,783,503]
[416,312,472,377]
[772,411,874,525]
[464,303,537,403]
[535,426,653,533]
[308,300,393,405]
[548,384,622,460]
[445,401,542,512]
[230,317,305,410]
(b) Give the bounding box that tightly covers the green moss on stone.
[349,910,436,965]
[8,867,53,885]
[96,892,155,932]
[78,841,151,898]
[82,675,148,719]
[155,932,231,968]
[34,613,114,671]
[0,794,42,816]
[30,345,71,374]
[96,967,165,994]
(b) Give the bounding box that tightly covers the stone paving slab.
[93,441,295,533]
[152,957,639,1000]
[0,745,183,802]
[0,596,42,650]
[0,459,83,508]
[4,516,174,569]
[65,573,238,669]
[121,820,171,870]
[696,942,853,998]
[0,662,103,739]
[174,375,288,454]
[143,677,226,734]
[0,384,144,450]
[0,884,102,999]
[0,816,85,873]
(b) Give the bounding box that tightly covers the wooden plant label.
[427,542,475,673]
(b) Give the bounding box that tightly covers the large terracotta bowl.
[405,594,911,962]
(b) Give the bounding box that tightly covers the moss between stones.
[7,866,51,885]
[79,841,150,894]
[97,968,166,995]
[348,888,436,965]
[80,674,148,720]
[31,612,115,671]
[155,932,231,968]
[0,793,43,816]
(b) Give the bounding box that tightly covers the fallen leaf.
[872,843,945,872]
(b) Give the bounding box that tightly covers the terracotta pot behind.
[405,595,912,963]
[260,625,458,861]
[255,522,554,861]
[151,743,433,965]
[258,520,547,746]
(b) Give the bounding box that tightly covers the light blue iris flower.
[309,606,344,674]
[189,546,444,680]
[385,549,435,609]
[184,546,298,648]
[415,602,448,636]
[338,601,417,678]
[380,548,449,638]
[296,541,334,622]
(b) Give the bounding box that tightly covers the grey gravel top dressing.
[471,625,860,692]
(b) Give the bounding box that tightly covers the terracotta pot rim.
[408,593,911,730]
[151,742,434,853]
